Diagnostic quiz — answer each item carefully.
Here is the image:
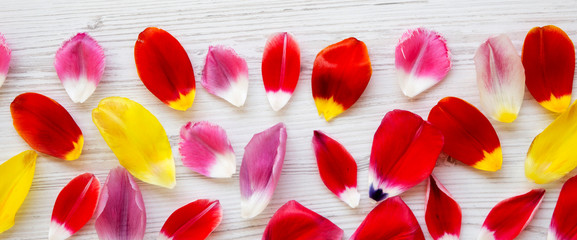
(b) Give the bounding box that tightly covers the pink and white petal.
[202,45,249,107]
[0,33,11,88]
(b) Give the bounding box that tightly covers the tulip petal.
[395,28,451,97]
[95,167,146,240]
[312,130,359,208]
[239,123,287,218]
[55,33,105,103]
[425,175,462,240]
[263,200,344,240]
[525,101,577,184]
[134,27,196,111]
[474,34,525,123]
[262,32,301,111]
[202,45,248,107]
[369,109,444,202]
[159,199,222,240]
[49,173,101,240]
[92,97,176,188]
[179,121,236,178]
[0,150,37,233]
[312,37,372,121]
[350,196,425,240]
[522,25,575,113]
[428,97,502,171]
[11,93,84,160]
[548,175,577,240]
[478,189,545,240]
[0,33,11,88]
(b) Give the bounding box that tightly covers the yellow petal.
[526,101,577,184]
[0,150,37,233]
[92,97,176,188]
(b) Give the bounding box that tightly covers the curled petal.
[369,109,444,202]
[92,97,176,188]
[179,121,236,178]
[312,130,359,208]
[159,199,222,240]
[395,28,451,97]
[49,173,101,240]
[262,32,301,111]
[134,27,196,111]
[0,33,10,88]
[312,37,372,121]
[11,93,84,160]
[522,25,575,113]
[263,200,343,240]
[428,97,502,172]
[202,45,248,107]
[526,101,577,184]
[0,151,37,233]
[548,175,577,240]
[239,123,287,218]
[95,167,146,240]
[474,34,525,123]
[425,175,462,240]
[478,189,545,240]
[55,33,105,103]
[350,196,425,240]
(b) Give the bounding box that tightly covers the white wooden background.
[0,0,576,239]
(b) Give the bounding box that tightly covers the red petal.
[312,37,372,121]
[549,175,577,240]
[159,199,222,240]
[428,97,502,172]
[49,173,101,240]
[11,92,84,160]
[134,27,196,111]
[479,189,545,240]
[262,200,343,240]
[425,175,462,240]
[312,130,359,208]
[522,25,575,113]
[350,196,425,240]
[369,109,444,202]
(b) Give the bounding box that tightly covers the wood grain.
[0,0,576,239]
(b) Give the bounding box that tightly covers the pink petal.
[201,45,249,107]
[55,33,105,103]
[159,199,222,240]
[0,33,11,88]
[474,34,525,123]
[178,121,236,178]
[239,123,287,218]
[395,28,451,97]
[95,167,146,240]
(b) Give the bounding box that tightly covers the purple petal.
[0,33,11,88]
[201,45,249,107]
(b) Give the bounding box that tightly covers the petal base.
[314,97,344,121]
[541,94,571,113]
[473,148,503,172]
[167,91,195,111]
[63,135,84,161]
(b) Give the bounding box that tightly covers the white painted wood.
[0,0,576,239]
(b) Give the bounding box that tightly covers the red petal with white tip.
[478,189,545,240]
[263,200,343,240]
[428,97,502,172]
[179,121,236,178]
[55,33,105,103]
[350,196,425,240]
[369,109,444,202]
[239,123,287,218]
[94,167,146,240]
[49,173,101,240]
[425,175,462,240]
[395,28,451,97]
[312,130,359,208]
[159,199,222,240]
[522,25,575,113]
[202,45,248,107]
[548,175,577,240]
[0,33,11,88]
[262,32,301,111]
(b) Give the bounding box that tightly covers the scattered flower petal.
[202,45,248,107]
[548,175,577,240]
[0,33,11,88]
[159,199,222,240]
[425,175,462,240]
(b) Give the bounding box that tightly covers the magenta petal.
[239,123,287,219]
[55,32,105,103]
[95,167,146,240]
[179,121,236,178]
[0,33,10,88]
[202,45,249,107]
